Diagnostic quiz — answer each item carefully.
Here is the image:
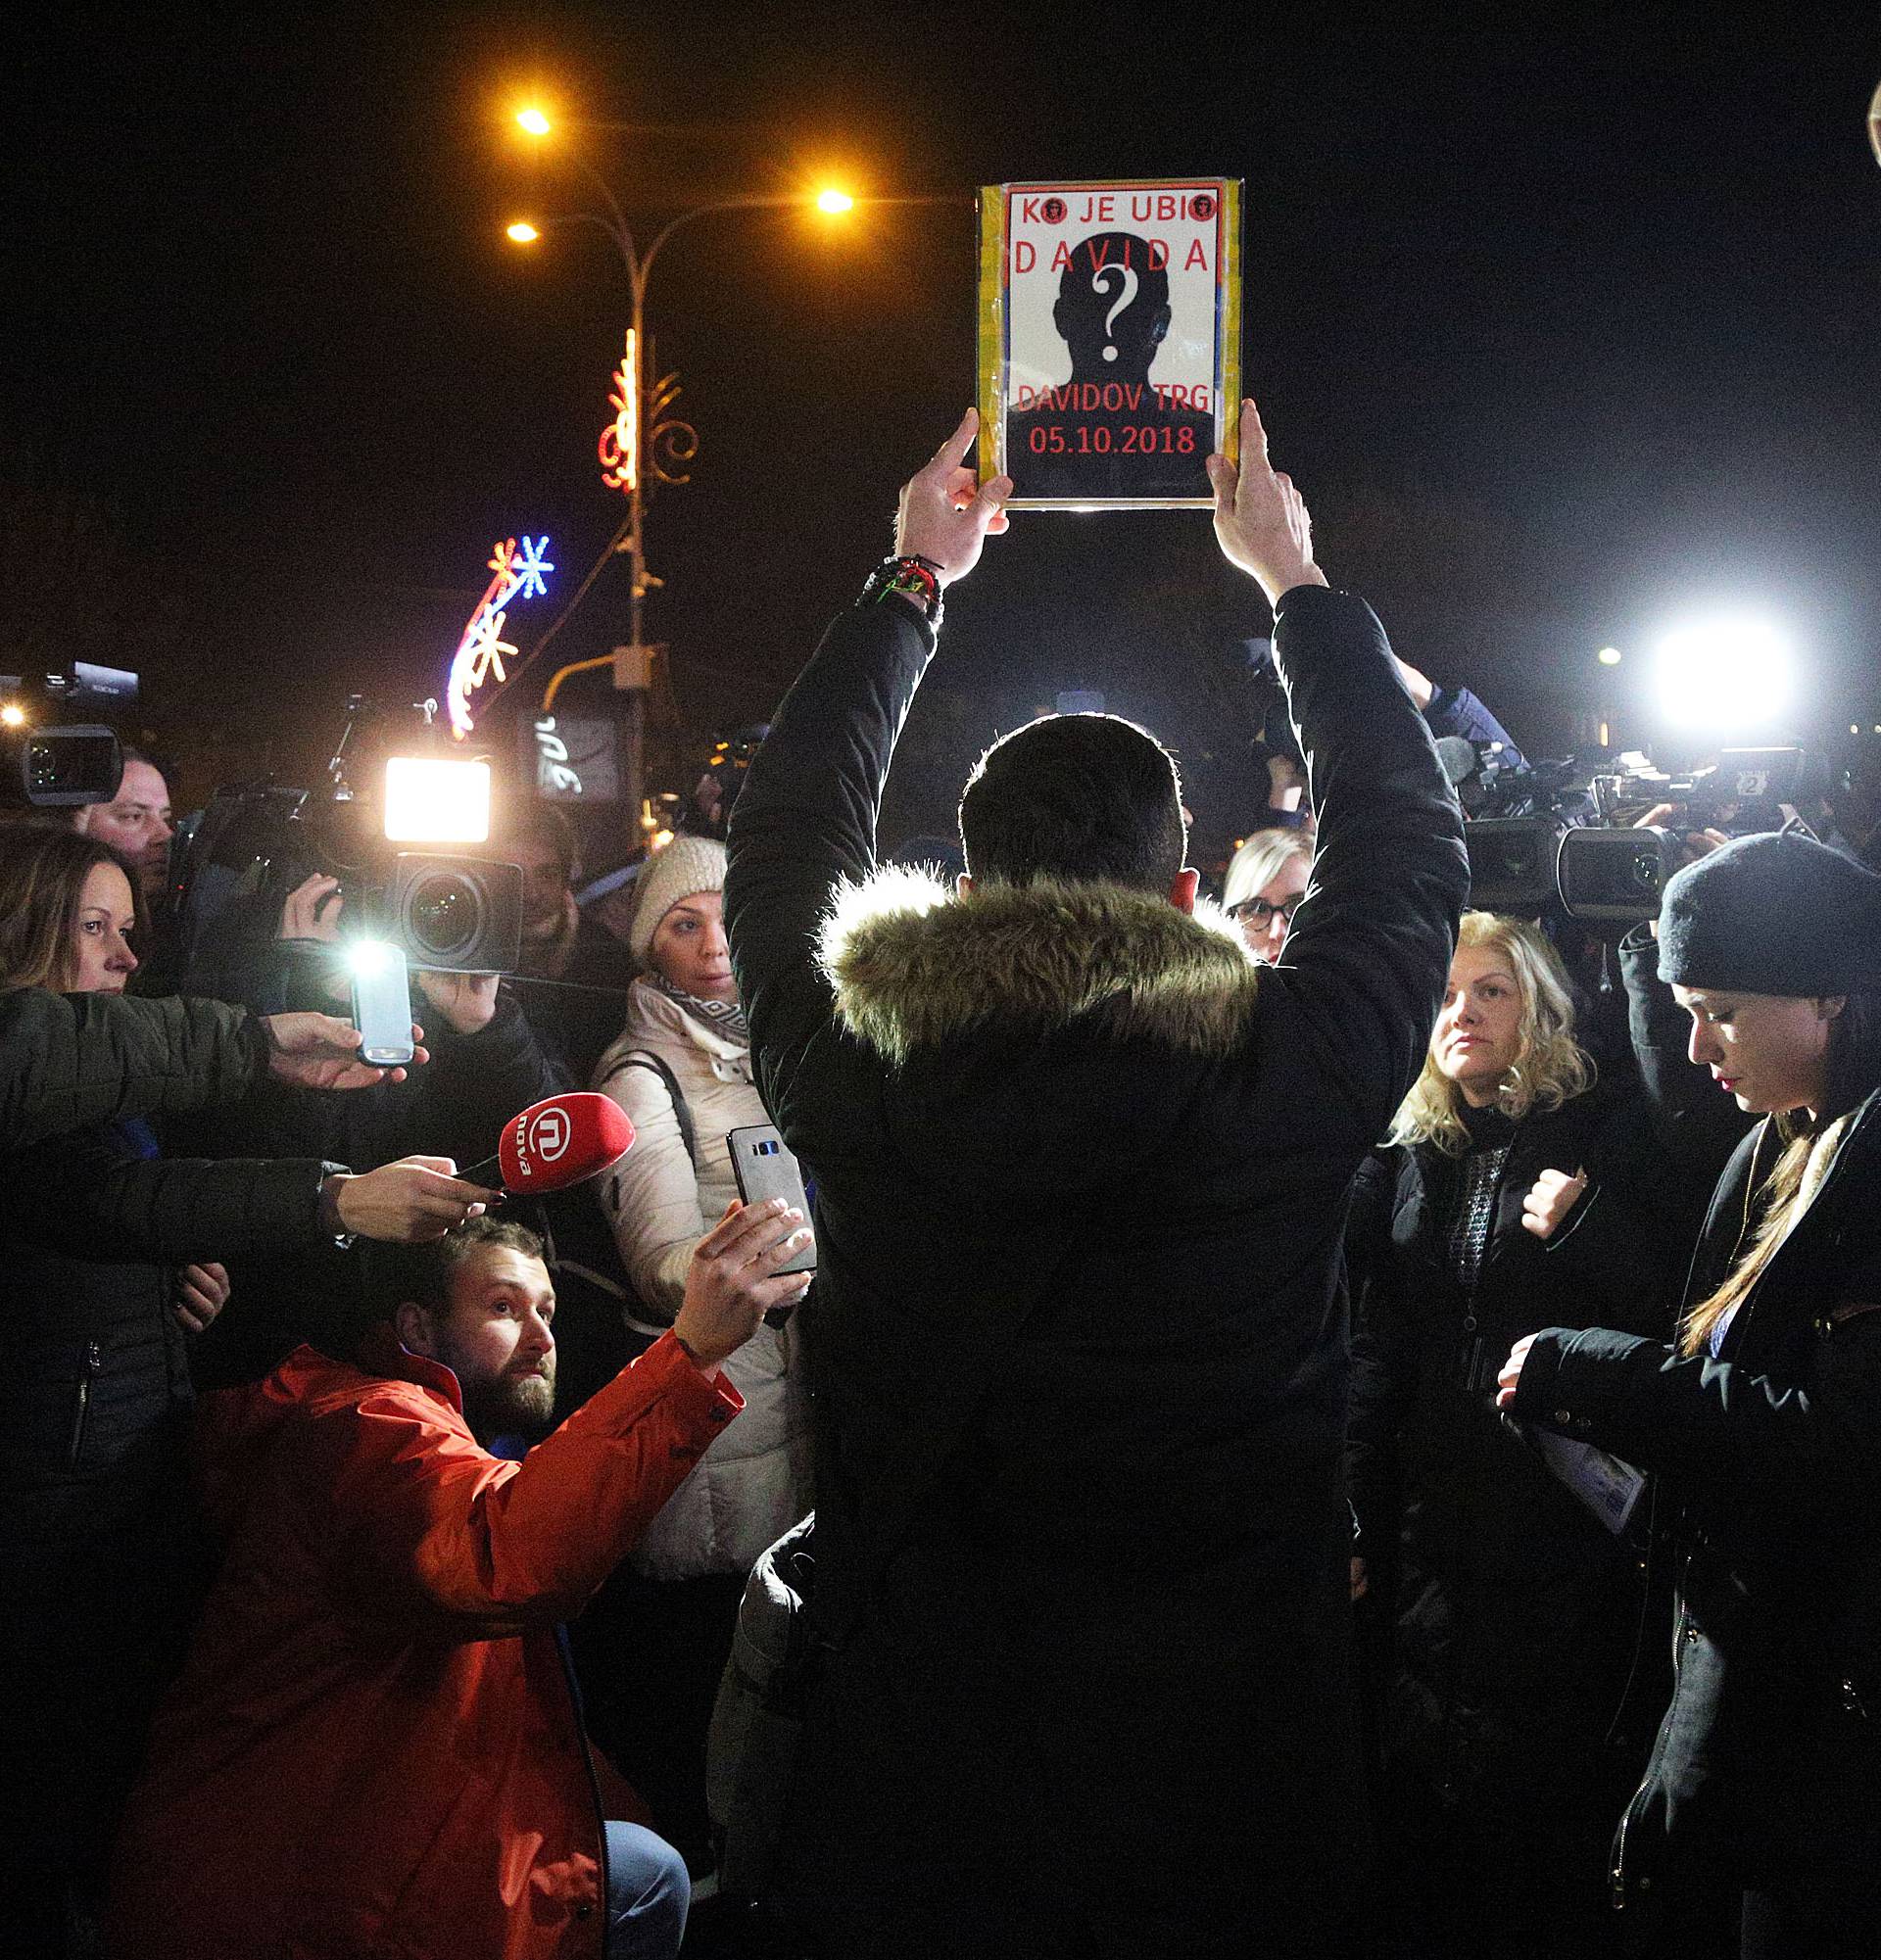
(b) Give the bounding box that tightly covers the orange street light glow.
[506,220,541,244]
[516,108,552,135]
[816,188,855,214]
[0,702,24,728]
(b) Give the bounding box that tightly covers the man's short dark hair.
[507,801,578,878]
[958,713,1186,891]
[367,1217,546,1324]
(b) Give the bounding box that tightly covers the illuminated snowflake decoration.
[461,607,515,690]
[448,534,553,738]
[511,536,555,600]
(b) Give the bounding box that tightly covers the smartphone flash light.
[383,756,491,843]
[349,938,399,978]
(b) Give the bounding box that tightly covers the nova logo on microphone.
[527,1106,570,1165]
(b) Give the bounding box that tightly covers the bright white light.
[815,188,854,214]
[1597,645,1622,667]
[1653,616,1793,733]
[349,938,398,978]
[383,756,491,843]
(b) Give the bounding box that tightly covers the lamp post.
[505,110,854,666]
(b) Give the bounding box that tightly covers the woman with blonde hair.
[1347,907,1725,1954]
[1499,835,1881,1955]
[1221,826,1312,964]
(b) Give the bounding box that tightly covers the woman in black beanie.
[1498,831,1881,1958]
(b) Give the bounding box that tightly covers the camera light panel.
[383,756,492,843]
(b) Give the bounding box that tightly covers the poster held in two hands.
[979,178,1243,510]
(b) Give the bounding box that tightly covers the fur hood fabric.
[818,866,1263,1068]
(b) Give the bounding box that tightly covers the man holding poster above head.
[986,178,1241,506]
[726,401,1467,1956]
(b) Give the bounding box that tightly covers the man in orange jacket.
[107,1201,813,1960]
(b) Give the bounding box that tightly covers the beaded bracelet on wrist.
[859,554,944,627]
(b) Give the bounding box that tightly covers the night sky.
[8,4,1881,865]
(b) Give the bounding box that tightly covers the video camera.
[1454,738,1834,925]
[173,695,524,1004]
[0,664,139,810]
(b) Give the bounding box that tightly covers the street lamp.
[503,162,854,666]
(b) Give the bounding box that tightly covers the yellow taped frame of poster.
[1218,178,1241,475]
[977,179,1241,507]
[976,187,1005,490]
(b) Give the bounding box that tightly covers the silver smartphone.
[726,1123,817,1275]
[349,941,415,1068]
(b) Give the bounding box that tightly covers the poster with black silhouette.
[979,179,1241,508]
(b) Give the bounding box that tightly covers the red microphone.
[462,1092,636,1195]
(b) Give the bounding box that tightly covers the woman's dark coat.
[0,1015,335,1942]
[1347,1073,1702,1805]
[1513,1084,1881,1907]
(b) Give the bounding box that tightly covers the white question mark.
[1091,263,1138,362]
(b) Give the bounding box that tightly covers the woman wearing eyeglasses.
[1345,909,1737,1955]
[1221,827,1311,964]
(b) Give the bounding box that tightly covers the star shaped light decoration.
[512,536,555,601]
[461,606,516,691]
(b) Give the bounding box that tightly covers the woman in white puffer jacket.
[588,835,811,1867]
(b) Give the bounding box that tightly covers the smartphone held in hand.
[349,941,415,1068]
[727,1124,817,1275]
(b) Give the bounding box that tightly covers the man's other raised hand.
[894,407,1012,587]
[1206,400,1329,607]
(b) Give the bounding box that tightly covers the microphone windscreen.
[1435,736,1480,787]
[496,1092,636,1194]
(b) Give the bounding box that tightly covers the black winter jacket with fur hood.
[725,584,1469,1944]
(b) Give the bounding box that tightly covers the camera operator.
[72,744,173,906]
[0,826,492,1958]
[1251,648,1528,835]
[169,870,572,1387]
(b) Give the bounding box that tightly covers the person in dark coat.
[0,973,416,1150]
[1346,909,1741,1955]
[0,828,493,1955]
[1500,833,1881,1959]
[722,402,1469,1958]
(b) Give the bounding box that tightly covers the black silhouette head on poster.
[1052,231,1174,383]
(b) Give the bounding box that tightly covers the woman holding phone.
[1499,833,1881,1956]
[588,836,811,1872]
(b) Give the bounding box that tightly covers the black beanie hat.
[1658,832,1881,996]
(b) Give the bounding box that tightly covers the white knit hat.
[628,835,728,966]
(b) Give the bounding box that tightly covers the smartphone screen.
[349,941,415,1067]
[726,1124,817,1274]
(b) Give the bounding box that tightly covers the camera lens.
[406,873,483,961]
[1631,850,1661,892]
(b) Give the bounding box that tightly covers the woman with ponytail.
[1500,832,1881,1956]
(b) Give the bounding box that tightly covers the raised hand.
[278,873,345,942]
[673,1199,815,1369]
[264,1011,429,1089]
[893,407,1012,586]
[1204,399,1329,606]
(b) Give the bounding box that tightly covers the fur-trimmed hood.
[818,866,1262,1068]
